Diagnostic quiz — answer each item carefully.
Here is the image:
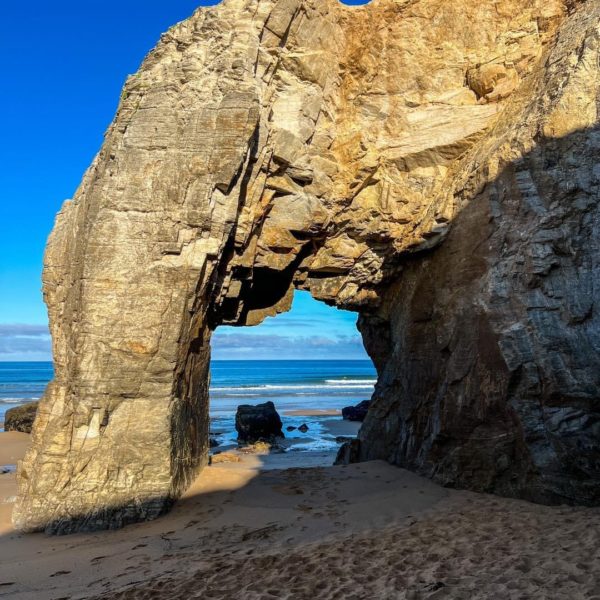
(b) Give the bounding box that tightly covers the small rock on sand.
[210,452,241,464]
[334,439,361,465]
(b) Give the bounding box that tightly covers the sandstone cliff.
[14,0,600,533]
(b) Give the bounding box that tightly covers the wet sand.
[283,409,341,417]
[0,431,29,466]
[321,418,361,438]
[1,430,599,599]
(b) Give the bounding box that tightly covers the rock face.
[342,400,371,422]
[4,402,38,434]
[235,401,284,442]
[13,0,600,533]
[334,439,361,466]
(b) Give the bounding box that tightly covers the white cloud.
[211,331,368,360]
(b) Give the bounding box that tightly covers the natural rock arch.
[14,0,600,534]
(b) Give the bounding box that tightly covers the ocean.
[1,360,376,450]
[0,362,54,422]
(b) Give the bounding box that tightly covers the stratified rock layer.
[14,0,600,533]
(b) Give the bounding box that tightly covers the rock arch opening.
[208,289,376,462]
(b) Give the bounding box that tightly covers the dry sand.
[0,432,29,535]
[0,431,599,600]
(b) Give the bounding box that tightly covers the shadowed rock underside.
[14,0,600,533]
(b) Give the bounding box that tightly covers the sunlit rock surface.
[14,0,600,533]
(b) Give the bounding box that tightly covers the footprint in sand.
[50,570,71,577]
[185,519,200,528]
[272,485,304,496]
[90,556,107,564]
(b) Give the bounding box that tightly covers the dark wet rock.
[235,401,284,443]
[334,440,361,466]
[4,402,38,434]
[298,423,309,433]
[209,437,220,448]
[286,426,297,432]
[342,401,371,422]
[335,436,355,444]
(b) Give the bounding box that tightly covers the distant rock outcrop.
[236,402,284,443]
[13,0,600,534]
[4,402,38,434]
[342,401,371,422]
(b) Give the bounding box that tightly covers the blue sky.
[0,0,370,361]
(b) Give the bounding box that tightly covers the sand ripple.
[93,493,600,600]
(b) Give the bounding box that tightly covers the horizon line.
[0,358,373,363]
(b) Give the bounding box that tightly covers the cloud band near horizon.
[0,324,52,360]
[0,324,368,361]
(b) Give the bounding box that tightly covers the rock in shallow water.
[4,402,38,434]
[235,402,284,444]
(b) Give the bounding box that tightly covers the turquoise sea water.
[1,361,376,449]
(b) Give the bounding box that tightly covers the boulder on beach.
[4,401,38,434]
[235,401,284,443]
[342,400,371,422]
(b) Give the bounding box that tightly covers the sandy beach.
[1,426,599,599]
